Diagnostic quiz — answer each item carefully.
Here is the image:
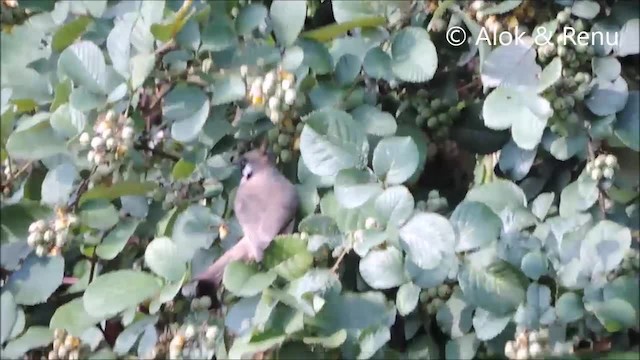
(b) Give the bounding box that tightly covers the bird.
[191,141,299,289]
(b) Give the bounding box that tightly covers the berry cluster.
[27,209,78,257]
[416,190,449,213]
[505,328,574,359]
[585,153,618,182]
[266,120,304,164]
[420,283,459,315]
[411,90,465,141]
[48,329,88,360]
[154,181,205,210]
[537,9,595,72]
[469,0,536,36]
[190,295,213,311]
[246,67,303,125]
[78,110,135,167]
[168,323,219,359]
[544,71,592,136]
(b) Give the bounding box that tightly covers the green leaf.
[614,91,639,151]
[83,270,162,319]
[202,19,237,52]
[315,290,396,335]
[571,0,601,19]
[472,308,511,341]
[445,333,479,360]
[172,205,222,260]
[79,199,119,230]
[350,104,397,137]
[530,192,554,221]
[483,87,551,150]
[481,43,540,91]
[113,315,158,355]
[372,136,419,185]
[52,16,92,52]
[50,103,86,139]
[450,201,502,253]
[1,291,18,344]
[616,18,640,56]
[465,179,527,215]
[270,0,306,47]
[303,329,347,348]
[49,298,103,337]
[358,326,390,359]
[1,326,53,359]
[390,27,438,83]
[399,212,456,270]
[396,282,420,316]
[436,290,474,338]
[144,237,187,282]
[359,247,407,290]
[592,56,621,82]
[300,108,369,177]
[58,40,107,95]
[263,234,313,281]
[556,292,584,323]
[222,261,277,297]
[79,181,156,205]
[6,120,67,161]
[374,185,414,228]
[363,47,393,81]
[172,159,196,180]
[559,177,598,217]
[520,251,548,281]
[210,74,246,106]
[334,168,382,209]
[335,54,362,86]
[298,39,332,75]
[482,0,522,15]
[129,53,156,90]
[162,85,210,143]
[586,76,629,116]
[5,254,64,305]
[586,299,637,332]
[282,46,305,73]
[580,220,632,274]
[458,260,527,315]
[236,4,268,35]
[41,162,77,207]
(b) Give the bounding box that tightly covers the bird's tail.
[192,238,251,286]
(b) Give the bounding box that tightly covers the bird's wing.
[235,171,298,249]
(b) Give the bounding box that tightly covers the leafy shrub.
[1,0,638,359]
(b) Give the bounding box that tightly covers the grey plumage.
[192,147,298,287]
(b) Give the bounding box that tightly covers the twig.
[68,167,96,212]
[134,142,180,162]
[154,39,177,57]
[330,246,350,273]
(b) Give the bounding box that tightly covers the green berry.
[280,149,292,163]
[553,98,566,111]
[427,117,439,128]
[557,46,568,58]
[421,107,433,118]
[431,99,442,111]
[566,112,579,123]
[556,11,570,24]
[431,298,444,311]
[416,115,427,127]
[437,113,449,125]
[427,287,438,298]
[277,133,291,147]
[448,106,460,118]
[268,128,280,142]
[437,284,450,298]
[563,95,575,108]
[272,143,282,154]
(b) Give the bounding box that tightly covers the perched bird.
[192,142,299,288]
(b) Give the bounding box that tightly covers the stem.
[134,142,180,162]
[331,246,350,273]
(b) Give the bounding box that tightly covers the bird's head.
[235,138,276,182]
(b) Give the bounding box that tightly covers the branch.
[331,246,350,273]
[134,142,180,162]
[68,167,96,212]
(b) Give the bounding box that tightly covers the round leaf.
[472,308,511,341]
[270,0,306,47]
[359,247,407,289]
[300,108,369,177]
[616,18,640,57]
[450,201,502,253]
[580,220,632,273]
[5,254,64,305]
[144,237,187,282]
[334,168,382,209]
[372,136,419,185]
[436,290,474,338]
[335,54,361,86]
[390,27,438,83]
[586,76,629,116]
[79,199,119,230]
[520,251,548,281]
[363,47,393,80]
[613,90,639,151]
[592,56,621,82]
[172,205,222,260]
[464,179,527,215]
[1,291,18,344]
[556,292,584,323]
[396,282,420,316]
[222,261,277,297]
[262,234,313,281]
[236,4,268,35]
[58,40,107,94]
[41,162,77,207]
[399,212,456,270]
[83,270,162,318]
[49,298,103,336]
[481,43,540,91]
[350,104,397,137]
[374,185,414,228]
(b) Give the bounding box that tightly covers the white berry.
[184,325,196,339]
[43,230,54,242]
[90,137,104,150]
[54,219,66,232]
[268,96,280,110]
[240,65,248,77]
[604,154,617,167]
[281,78,292,90]
[27,233,38,247]
[529,342,543,358]
[79,132,90,145]
[205,326,218,340]
[515,347,528,360]
[603,167,615,179]
[87,150,95,163]
[121,126,134,140]
[105,137,115,150]
[284,88,297,105]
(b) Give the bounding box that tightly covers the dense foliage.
[1,0,639,359]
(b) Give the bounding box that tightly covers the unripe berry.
[427,287,438,298]
[277,134,290,147]
[437,284,450,298]
[427,117,438,128]
[280,149,292,163]
[200,296,212,309]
